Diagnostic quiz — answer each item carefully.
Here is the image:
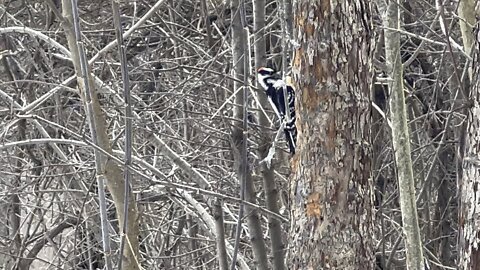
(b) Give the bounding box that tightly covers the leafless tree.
[377,0,425,268]
[0,0,477,269]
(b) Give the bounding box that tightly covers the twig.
[17,217,77,269]
[17,114,288,223]
[259,121,285,168]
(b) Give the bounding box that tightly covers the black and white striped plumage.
[257,67,297,155]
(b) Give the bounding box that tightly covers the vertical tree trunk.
[61,1,140,269]
[0,37,23,266]
[458,0,476,80]
[213,199,229,270]
[378,0,425,269]
[458,27,480,270]
[288,1,374,269]
[253,0,286,269]
[231,0,269,268]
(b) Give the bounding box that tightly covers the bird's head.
[257,67,276,90]
[257,67,275,76]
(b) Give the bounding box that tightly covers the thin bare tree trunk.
[61,1,140,269]
[214,199,229,270]
[288,0,374,268]
[1,36,23,265]
[378,0,425,269]
[111,1,134,269]
[253,0,286,269]
[458,0,476,80]
[231,0,269,268]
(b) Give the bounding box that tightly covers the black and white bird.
[257,67,297,155]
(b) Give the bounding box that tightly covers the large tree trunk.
[287,1,374,269]
[458,27,480,270]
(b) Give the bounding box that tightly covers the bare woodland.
[0,0,478,269]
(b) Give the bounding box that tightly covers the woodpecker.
[257,67,297,155]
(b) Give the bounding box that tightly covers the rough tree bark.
[459,26,480,270]
[288,1,374,269]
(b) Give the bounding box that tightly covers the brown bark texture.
[288,1,374,269]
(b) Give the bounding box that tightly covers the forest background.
[0,0,478,269]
